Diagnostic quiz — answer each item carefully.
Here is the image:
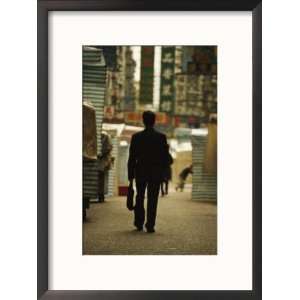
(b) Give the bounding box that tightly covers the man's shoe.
[146,228,155,233]
[136,226,143,231]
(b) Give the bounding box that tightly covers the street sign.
[139,46,154,104]
[159,46,175,113]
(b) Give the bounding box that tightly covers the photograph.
[82,46,218,255]
[36,1,262,297]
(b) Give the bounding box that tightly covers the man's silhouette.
[128,111,168,233]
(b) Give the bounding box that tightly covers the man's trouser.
[134,180,160,230]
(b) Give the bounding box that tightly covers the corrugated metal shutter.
[83,48,107,154]
[82,47,107,199]
[82,159,98,199]
[192,134,217,202]
[106,136,119,197]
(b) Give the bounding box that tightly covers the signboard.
[124,111,168,125]
[174,115,202,128]
[103,106,115,119]
[174,74,216,120]
[124,112,141,124]
[123,47,136,111]
[181,47,194,73]
[159,47,175,113]
[182,46,217,75]
[139,46,154,104]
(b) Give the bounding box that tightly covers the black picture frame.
[38,0,262,299]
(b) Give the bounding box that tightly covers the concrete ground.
[83,185,217,255]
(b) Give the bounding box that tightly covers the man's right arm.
[127,135,137,182]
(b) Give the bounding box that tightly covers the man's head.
[142,111,156,128]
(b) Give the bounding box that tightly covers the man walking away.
[128,111,168,233]
[175,165,193,192]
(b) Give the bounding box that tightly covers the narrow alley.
[83,186,217,255]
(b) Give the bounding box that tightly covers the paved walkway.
[83,186,217,255]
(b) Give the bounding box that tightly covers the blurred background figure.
[175,165,193,192]
[97,132,114,203]
[161,144,173,196]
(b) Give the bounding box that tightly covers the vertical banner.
[139,46,154,104]
[123,47,136,111]
[159,46,175,113]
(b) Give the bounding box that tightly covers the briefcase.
[126,184,135,211]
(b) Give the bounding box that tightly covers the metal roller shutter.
[82,47,107,199]
[192,131,217,202]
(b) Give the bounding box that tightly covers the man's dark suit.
[128,127,168,230]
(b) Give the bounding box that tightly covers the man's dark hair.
[142,111,156,127]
